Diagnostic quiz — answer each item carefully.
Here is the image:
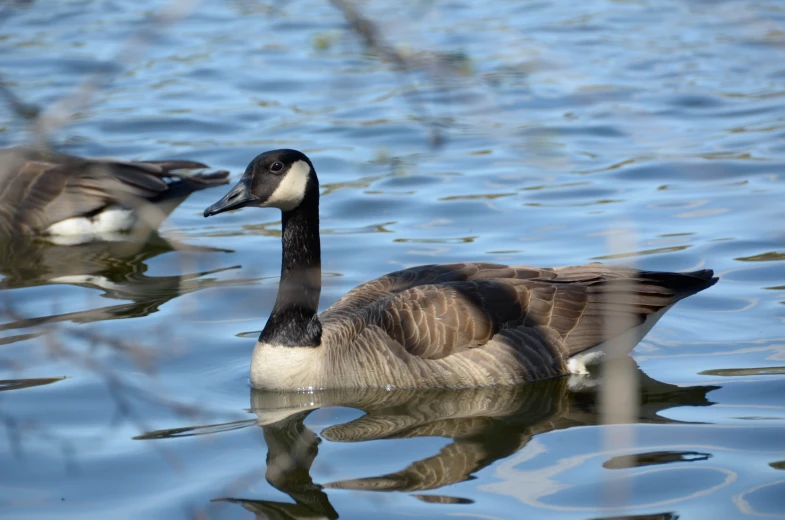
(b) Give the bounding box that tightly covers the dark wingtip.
[628,268,718,307]
[642,268,719,300]
[686,269,719,288]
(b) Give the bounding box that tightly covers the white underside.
[566,304,673,387]
[45,208,137,245]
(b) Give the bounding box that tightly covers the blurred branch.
[0,73,40,122]
[0,295,234,467]
[329,0,409,69]
[329,0,471,147]
[1,0,201,146]
[330,0,467,74]
[35,0,200,142]
[0,0,32,23]
[600,227,641,513]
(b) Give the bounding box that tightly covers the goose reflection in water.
[0,233,238,344]
[137,359,718,519]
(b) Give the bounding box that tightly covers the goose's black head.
[204,149,318,217]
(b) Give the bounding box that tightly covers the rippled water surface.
[2,0,785,518]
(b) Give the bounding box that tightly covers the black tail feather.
[641,269,718,300]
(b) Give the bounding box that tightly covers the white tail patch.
[567,348,605,375]
[566,303,674,375]
[264,160,310,211]
[45,207,136,244]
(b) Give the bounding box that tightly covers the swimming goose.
[0,146,229,240]
[204,149,717,390]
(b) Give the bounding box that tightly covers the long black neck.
[259,189,322,347]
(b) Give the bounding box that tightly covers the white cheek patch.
[264,160,310,211]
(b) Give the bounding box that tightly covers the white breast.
[250,342,326,391]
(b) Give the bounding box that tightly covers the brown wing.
[0,147,228,234]
[324,262,557,312]
[321,262,716,360]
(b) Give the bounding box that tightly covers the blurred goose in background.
[0,146,229,242]
[204,149,718,390]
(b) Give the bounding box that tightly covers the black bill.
[204,177,257,217]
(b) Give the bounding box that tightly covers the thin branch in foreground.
[328,0,472,147]
[0,0,201,144]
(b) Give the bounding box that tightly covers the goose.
[204,149,717,390]
[0,146,229,241]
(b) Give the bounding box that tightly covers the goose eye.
[270,162,284,173]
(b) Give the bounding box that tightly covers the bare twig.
[328,0,472,147]
[1,0,201,144]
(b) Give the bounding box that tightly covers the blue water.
[2,0,785,518]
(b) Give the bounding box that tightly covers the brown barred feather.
[314,262,717,387]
